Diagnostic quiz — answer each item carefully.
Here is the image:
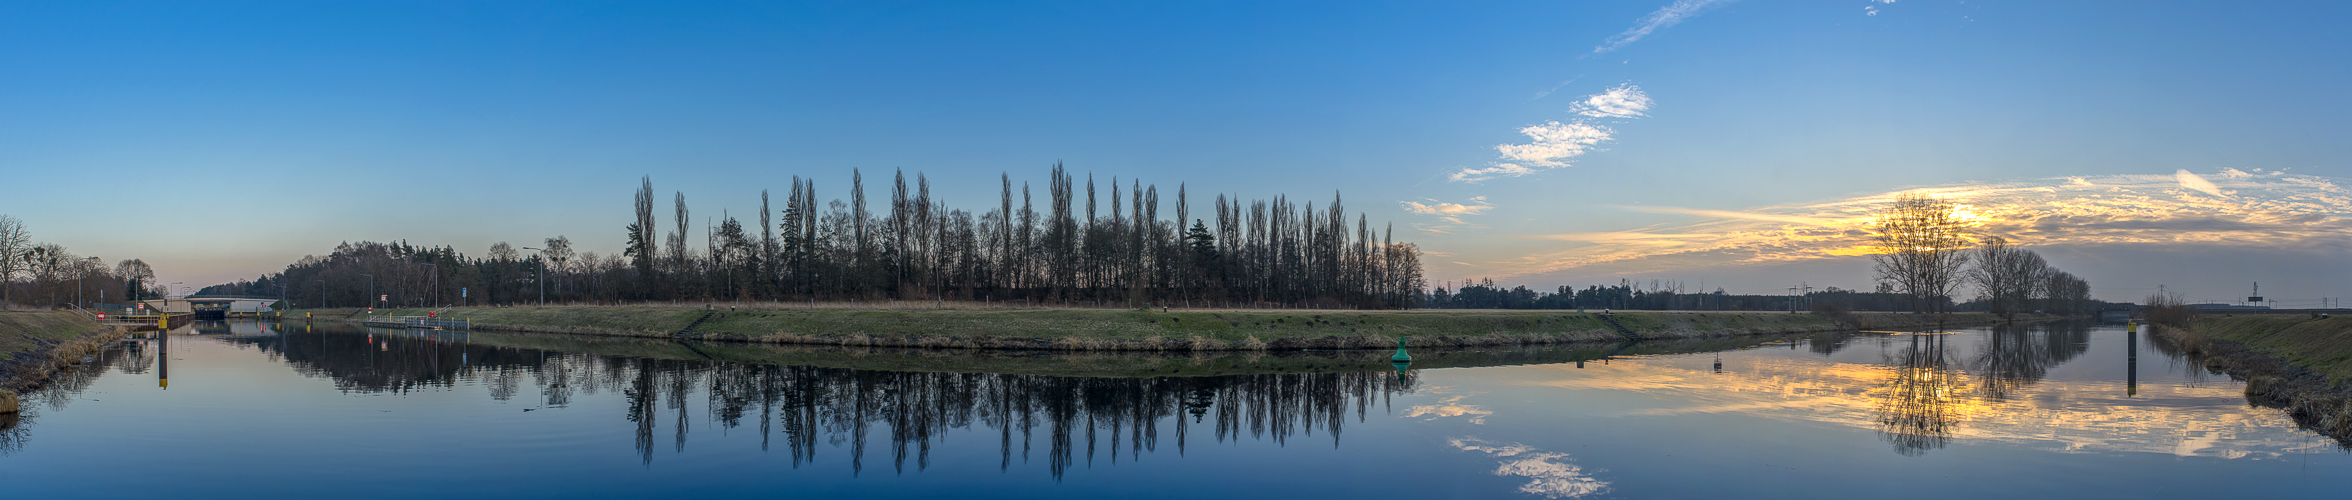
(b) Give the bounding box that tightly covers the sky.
[2,1,2347,305]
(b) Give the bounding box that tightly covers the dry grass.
[0,311,122,392]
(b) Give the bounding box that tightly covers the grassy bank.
[297,305,2035,350]
[2156,314,2352,443]
[0,311,124,394]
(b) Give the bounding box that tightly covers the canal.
[1,320,2343,498]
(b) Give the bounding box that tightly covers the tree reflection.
[1969,322,2090,400]
[1877,333,1964,456]
[220,326,1415,479]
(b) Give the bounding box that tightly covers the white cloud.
[1593,0,1737,54]
[1496,122,1615,166]
[1572,84,1653,118]
[1450,85,1656,182]
[2175,169,2227,197]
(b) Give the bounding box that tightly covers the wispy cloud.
[1402,196,1498,233]
[1865,0,1896,17]
[1451,85,1651,183]
[1614,205,1838,226]
[1403,196,1495,218]
[1593,0,1737,54]
[1481,170,2352,279]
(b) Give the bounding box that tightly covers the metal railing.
[362,315,471,330]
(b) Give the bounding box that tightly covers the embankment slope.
[0,311,123,393]
[312,306,2034,350]
[2158,314,2352,443]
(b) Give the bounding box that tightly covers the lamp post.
[424,263,439,307]
[360,274,374,311]
[521,247,545,307]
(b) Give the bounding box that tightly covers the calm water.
[2,320,2345,499]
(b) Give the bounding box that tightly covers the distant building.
[139,297,282,319]
[2189,303,2270,310]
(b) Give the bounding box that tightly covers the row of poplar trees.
[621,164,1425,309]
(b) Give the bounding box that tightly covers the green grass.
[2192,314,2352,384]
[292,305,2018,350]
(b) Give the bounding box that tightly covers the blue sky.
[3,1,2347,304]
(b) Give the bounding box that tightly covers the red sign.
[428,311,437,319]
[96,312,106,320]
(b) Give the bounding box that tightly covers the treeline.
[204,166,1427,309]
[1425,279,1925,312]
[1424,276,2112,314]
[0,214,161,309]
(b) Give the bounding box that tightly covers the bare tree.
[1967,236,2047,321]
[0,215,27,306]
[1871,192,1971,314]
[542,236,575,301]
[116,259,156,301]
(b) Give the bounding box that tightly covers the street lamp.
[424,262,439,307]
[360,274,374,311]
[521,247,545,307]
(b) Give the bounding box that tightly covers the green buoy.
[1391,337,1414,375]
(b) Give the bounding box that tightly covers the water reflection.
[213,325,1415,478]
[1970,322,2091,401]
[5,318,2341,495]
[1877,334,1965,456]
[0,340,135,455]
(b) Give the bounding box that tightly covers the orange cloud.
[1481,170,2351,280]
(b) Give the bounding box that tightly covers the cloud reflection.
[1403,394,1493,424]
[1451,437,1612,499]
[1522,336,2328,459]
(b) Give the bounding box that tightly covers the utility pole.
[523,247,546,307]
[1801,282,1814,313]
[361,274,374,311]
